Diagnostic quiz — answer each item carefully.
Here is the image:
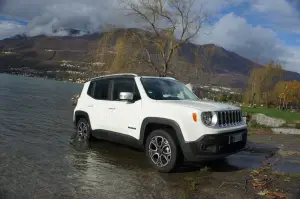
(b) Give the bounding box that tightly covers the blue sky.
[213,1,300,46]
[0,0,299,73]
[0,16,28,25]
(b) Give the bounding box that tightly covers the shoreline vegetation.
[242,107,300,123]
[0,71,86,84]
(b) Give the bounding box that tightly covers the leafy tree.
[273,80,300,109]
[274,81,289,109]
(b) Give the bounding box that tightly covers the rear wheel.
[145,129,182,173]
[76,118,91,141]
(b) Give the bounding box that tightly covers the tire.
[145,129,182,173]
[76,118,91,141]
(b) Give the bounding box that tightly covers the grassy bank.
[242,107,300,123]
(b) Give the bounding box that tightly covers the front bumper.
[181,128,247,162]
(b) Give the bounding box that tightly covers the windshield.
[140,78,199,100]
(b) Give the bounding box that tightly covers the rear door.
[80,81,97,130]
[88,78,112,131]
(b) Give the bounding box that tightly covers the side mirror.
[119,92,134,101]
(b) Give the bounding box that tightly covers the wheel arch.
[139,117,185,149]
[74,111,91,126]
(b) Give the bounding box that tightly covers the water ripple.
[0,74,166,199]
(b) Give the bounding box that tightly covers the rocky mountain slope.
[0,28,299,88]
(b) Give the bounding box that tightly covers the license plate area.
[228,133,243,144]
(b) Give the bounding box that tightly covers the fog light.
[206,145,217,152]
[201,145,207,150]
[201,144,217,152]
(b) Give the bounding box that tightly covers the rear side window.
[94,79,110,100]
[87,81,95,97]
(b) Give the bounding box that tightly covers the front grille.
[217,110,242,127]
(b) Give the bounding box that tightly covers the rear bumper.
[181,128,247,162]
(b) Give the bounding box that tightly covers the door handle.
[108,107,115,110]
[88,104,93,108]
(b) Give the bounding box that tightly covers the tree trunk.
[251,93,256,106]
[162,62,168,77]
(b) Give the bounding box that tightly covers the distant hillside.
[0,28,299,88]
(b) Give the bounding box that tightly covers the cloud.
[0,21,25,39]
[0,0,249,37]
[195,12,299,72]
[0,0,299,73]
[249,0,300,34]
[283,46,300,72]
[0,0,133,36]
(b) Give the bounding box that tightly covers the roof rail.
[140,76,176,80]
[90,73,139,80]
[163,76,176,80]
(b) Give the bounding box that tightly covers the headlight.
[201,111,218,126]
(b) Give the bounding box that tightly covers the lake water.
[0,74,157,199]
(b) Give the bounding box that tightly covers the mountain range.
[0,28,299,88]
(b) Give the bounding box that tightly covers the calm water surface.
[0,74,160,199]
[1,74,299,199]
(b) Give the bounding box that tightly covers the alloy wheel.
[148,136,172,167]
[77,121,88,140]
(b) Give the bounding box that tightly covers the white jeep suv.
[73,73,247,172]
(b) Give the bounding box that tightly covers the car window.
[94,79,110,100]
[140,78,198,101]
[87,81,95,97]
[112,78,141,101]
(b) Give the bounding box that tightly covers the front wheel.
[145,129,182,173]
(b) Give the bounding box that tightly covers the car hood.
[156,100,240,111]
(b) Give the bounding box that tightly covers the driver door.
[106,78,142,140]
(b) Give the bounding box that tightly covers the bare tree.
[98,0,209,77]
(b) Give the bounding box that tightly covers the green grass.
[242,107,300,123]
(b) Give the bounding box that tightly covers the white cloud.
[250,0,300,34]
[0,21,25,39]
[252,0,294,14]
[282,46,300,72]
[0,0,248,37]
[0,0,299,73]
[1,0,130,36]
[195,13,299,73]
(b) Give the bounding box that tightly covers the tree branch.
[116,0,209,78]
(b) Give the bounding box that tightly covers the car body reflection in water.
[67,135,166,199]
[67,133,276,199]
